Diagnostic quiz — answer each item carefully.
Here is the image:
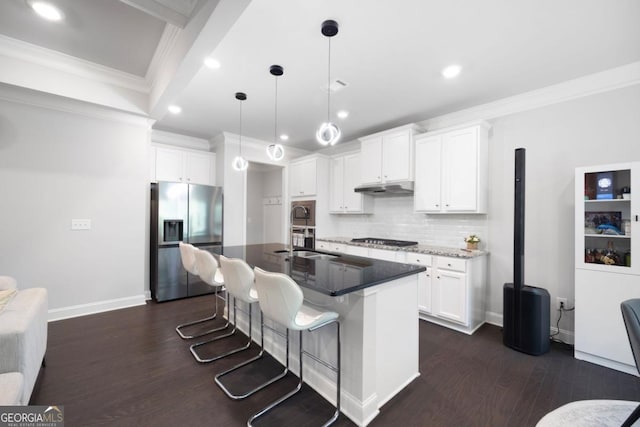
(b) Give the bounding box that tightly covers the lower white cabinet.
[407,254,486,334]
[406,253,432,314]
[316,241,346,253]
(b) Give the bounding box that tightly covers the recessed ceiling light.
[337,110,349,119]
[442,65,462,79]
[168,105,182,114]
[279,134,289,141]
[30,1,64,21]
[204,57,221,69]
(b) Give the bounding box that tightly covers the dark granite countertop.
[213,243,425,297]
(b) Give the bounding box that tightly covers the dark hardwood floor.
[31,294,639,426]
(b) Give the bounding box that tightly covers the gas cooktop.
[350,238,418,247]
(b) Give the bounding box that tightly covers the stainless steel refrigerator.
[150,182,223,302]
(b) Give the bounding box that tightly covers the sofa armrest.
[0,288,48,405]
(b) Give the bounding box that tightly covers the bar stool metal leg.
[190,295,254,363]
[176,285,227,339]
[215,311,291,400]
[247,319,340,427]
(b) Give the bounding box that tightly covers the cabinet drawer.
[406,253,432,266]
[437,257,466,272]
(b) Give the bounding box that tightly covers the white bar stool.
[189,254,253,363]
[187,249,238,362]
[175,242,226,339]
[214,256,289,399]
[248,267,341,427]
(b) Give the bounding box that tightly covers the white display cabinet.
[574,162,640,374]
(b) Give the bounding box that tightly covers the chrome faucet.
[290,205,309,257]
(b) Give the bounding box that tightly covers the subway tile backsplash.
[331,196,489,249]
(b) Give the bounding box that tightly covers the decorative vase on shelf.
[466,242,478,250]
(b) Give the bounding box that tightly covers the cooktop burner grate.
[350,237,418,247]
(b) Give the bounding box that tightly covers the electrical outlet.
[71,219,91,230]
[556,297,568,310]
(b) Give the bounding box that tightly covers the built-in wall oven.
[291,200,315,249]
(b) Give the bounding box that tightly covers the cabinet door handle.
[447,263,452,267]
[446,204,450,207]
[636,215,639,222]
[437,276,441,279]
[435,204,439,207]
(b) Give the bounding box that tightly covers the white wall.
[246,168,264,244]
[485,84,640,332]
[0,87,150,319]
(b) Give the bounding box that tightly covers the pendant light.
[266,65,285,161]
[232,92,249,171]
[316,19,341,146]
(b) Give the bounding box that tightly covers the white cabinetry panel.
[414,122,488,213]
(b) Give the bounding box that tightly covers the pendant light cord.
[238,100,243,156]
[274,75,278,143]
[327,37,331,122]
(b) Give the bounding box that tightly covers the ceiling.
[1,0,639,151]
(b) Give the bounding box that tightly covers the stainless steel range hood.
[354,181,414,196]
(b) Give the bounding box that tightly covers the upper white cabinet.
[289,157,318,197]
[330,152,372,214]
[154,145,215,186]
[359,124,421,185]
[414,122,489,213]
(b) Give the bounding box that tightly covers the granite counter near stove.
[317,236,488,258]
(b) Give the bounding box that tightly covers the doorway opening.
[246,162,284,244]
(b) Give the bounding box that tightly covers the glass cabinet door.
[576,163,638,274]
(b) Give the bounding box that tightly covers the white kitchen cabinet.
[406,253,432,314]
[154,146,215,185]
[414,122,489,213]
[368,247,405,262]
[330,153,372,214]
[574,162,640,375]
[406,254,486,334]
[289,157,317,197]
[316,240,346,253]
[359,124,421,185]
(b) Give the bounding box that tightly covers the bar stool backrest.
[179,242,198,275]
[219,255,255,303]
[254,267,304,330]
[194,249,219,286]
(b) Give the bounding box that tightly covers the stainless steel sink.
[274,249,339,260]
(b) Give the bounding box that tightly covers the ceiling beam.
[147,0,251,119]
[120,0,198,28]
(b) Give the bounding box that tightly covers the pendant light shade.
[267,64,285,161]
[232,92,249,172]
[316,19,341,146]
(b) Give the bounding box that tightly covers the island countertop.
[214,243,425,297]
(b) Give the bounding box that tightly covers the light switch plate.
[71,219,91,230]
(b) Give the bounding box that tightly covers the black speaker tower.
[503,148,550,355]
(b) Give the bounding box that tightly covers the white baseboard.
[575,350,638,377]
[48,295,147,322]
[485,310,575,345]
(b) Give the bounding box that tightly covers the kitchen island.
[213,243,425,426]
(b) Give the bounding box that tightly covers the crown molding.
[0,34,150,94]
[145,24,182,89]
[0,82,154,128]
[151,128,210,150]
[420,61,640,131]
